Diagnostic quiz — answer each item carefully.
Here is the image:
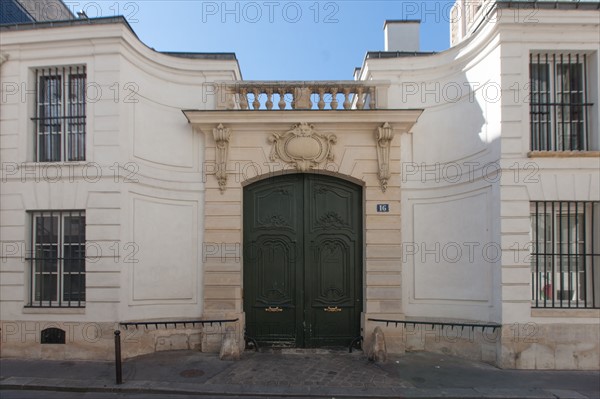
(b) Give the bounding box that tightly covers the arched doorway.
[243,173,363,348]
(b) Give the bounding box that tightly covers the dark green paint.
[243,174,363,348]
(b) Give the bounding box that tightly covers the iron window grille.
[27,210,86,307]
[530,202,599,309]
[529,53,593,151]
[33,66,86,162]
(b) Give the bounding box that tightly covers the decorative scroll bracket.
[213,123,231,193]
[375,122,394,192]
[269,122,337,172]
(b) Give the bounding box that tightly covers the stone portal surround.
[184,110,423,353]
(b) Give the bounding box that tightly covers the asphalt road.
[0,391,312,399]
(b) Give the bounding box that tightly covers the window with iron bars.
[529,53,594,151]
[27,211,86,307]
[530,202,599,309]
[33,66,86,162]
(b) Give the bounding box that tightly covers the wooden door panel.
[309,180,361,233]
[244,175,303,346]
[305,175,362,347]
[311,310,356,345]
[244,174,361,348]
[253,236,295,307]
[307,235,359,345]
[309,236,354,307]
[250,180,300,232]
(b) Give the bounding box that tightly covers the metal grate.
[41,328,66,344]
[33,66,86,162]
[530,201,599,309]
[27,210,86,308]
[529,53,592,151]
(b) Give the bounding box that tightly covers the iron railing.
[119,318,239,330]
[369,318,501,333]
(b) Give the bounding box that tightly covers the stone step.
[253,347,364,355]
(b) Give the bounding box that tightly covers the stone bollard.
[367,326,387,363]
[219,326,241,361]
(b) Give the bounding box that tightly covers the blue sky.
[72,1,455,79]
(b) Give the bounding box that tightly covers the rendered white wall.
[362,6,599,327]
[0,22,240,328]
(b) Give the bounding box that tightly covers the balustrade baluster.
[317,88,325,110]
[265,88,273,110]
[278,88,286,110]
[240,88,248,110]
[230,83,377,111]
[356,87,365,110]
[330,88,339,110]
[343,88,351,110]
[252,89,260,110]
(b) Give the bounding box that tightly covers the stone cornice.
[183,109,424,133]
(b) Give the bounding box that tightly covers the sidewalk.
[1,349,599,398]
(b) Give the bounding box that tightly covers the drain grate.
[180,369,205,378]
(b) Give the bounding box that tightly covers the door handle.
[265,306,283,313]
[324,306,342,313]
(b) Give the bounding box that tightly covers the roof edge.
[160,51,237,61]
[366,51,437,60]
[496,0,600,9]
[0,16,241,65]
[0,15,137,36]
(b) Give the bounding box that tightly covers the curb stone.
[0,377,587,398]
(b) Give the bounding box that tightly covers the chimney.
[384,20,420,52]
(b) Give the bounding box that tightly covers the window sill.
[20,161,88,166]
[531,308,600,318]
[23,307,85,314]
[528,151,600,158]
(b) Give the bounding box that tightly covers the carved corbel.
[213,124,231,193]
[375,122,394,192]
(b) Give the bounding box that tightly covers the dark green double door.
[243,174,362,348]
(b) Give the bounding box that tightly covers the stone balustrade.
[215,81,389,110]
